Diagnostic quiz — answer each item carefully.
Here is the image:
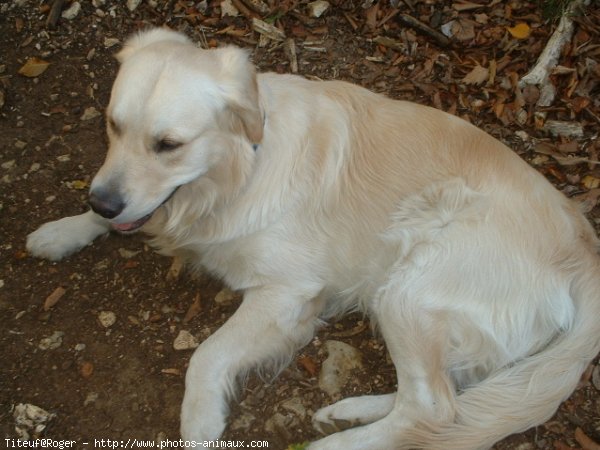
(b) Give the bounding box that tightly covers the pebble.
[29,163,40,172]
[84,392,98,406]
[61,1,81,20]
[98,311,116,328]
[104,37,120,48]
[74,343,86,352]
[308,0,330,18]
[80,106,101,121]
[13,403,56,440]
[38,331,64,350]
[230,412,256,431]
[280,397,306,419]
[214,288,236,305]
[173,330,199,350]
[220,0,239,17]
[318,340,363,396]
[127,0,142,11]
[264,412,295,439]
[2,160,16,169]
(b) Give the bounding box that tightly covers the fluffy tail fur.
[401,258,600,450]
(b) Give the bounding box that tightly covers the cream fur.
[26,28,600,450]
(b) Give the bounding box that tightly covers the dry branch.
[519,0,590,106]
[397,13,451,48]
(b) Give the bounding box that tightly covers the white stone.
[38,331,64,350]
[173,330,199,350]
[318,340,363,396]
[61,1,81,20]
[308,0,330,18]
[80,107,101,121]
[98,311,116,328]
[127,0,142,11]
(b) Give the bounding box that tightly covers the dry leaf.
[297,355,318,377]
[43,286,66,311]
[18,57,50,77]
[462,65,489,85]
[507,23,531,40]
[183,294,202,323]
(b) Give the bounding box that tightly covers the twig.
[46,0,65,29]
[519,0,590,106]
[397,13,451,48]
[232,0,259,20]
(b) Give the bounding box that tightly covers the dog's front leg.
[27,209,111,261]
[180,284,323,443]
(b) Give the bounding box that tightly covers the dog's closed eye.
[156,139,182,153]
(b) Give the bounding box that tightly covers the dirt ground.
[1,1,599,449]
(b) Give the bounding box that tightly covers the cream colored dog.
[27,28,600,449]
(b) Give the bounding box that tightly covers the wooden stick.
[397,13,451,48]
[46,0,65,29]
[519,0,590,106]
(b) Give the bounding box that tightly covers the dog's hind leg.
[310,285,457,450]
[27,209,110,261]
[312,393,396,433]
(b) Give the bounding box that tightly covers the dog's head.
[89,28,263,232]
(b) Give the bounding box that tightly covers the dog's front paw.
[27,213,108,261]
[180,388,227,445]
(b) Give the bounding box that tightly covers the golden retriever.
[27,28,600,449]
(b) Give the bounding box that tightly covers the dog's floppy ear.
[215,47,264,144]
[116,28,190,63]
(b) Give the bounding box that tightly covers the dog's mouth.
[110,186,180,233]
[112,213,153,233]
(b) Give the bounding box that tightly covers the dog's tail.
[400,257,600,450]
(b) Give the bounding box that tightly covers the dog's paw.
[312,394,395,435]
[180,389,227,445]
[26,214,108,261]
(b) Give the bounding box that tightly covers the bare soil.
[1,1,599,449]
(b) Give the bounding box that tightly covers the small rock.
[173,330,199,350]
[56,154,71,162]
[118,248,140,259]
[98,311,116,328]
[230,412,256,431]
[83,392,98,406]
[29,163,40,172]
[265,412,296,439]
[38,331,64,350]
[80,107,101,121]
[86,48,96,61]
[2,160,16,170]
[542,120,584,139]
[221,0,239,17]
[104,37,120,48]
[74,343,86,352]
[280,397,306,419]
[318,340,363,396]
[215,288,236,305]
[127,0,142,11]
[308,0,330,18]
[61,1,81,20]
[14,140,27,149]
[13,403,56,440]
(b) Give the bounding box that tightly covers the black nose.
[89,188,125,219]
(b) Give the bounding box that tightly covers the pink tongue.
[112,222,139,232]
